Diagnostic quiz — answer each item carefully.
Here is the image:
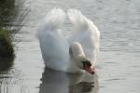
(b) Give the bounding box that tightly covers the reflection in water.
[39,68,98,93]
[0,57,14,71]
[0,57,15,93]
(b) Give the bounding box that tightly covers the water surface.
[0,0,140,93]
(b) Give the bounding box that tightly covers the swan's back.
[37,9,69,71]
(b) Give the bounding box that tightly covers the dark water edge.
[0,57,14,71]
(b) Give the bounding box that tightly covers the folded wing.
[67,9,100,64]
[37,9,69,71]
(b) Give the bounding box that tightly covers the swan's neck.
[67,42,94,74]
[69,42,86,59]
[67,42,86,73]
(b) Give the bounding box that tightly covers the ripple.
[104,78,126,81]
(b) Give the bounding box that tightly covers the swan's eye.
[82,60,94,74]
[82,60,91,67]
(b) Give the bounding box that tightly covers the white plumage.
[37,9,100,74]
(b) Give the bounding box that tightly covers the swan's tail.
[67,9,93,32]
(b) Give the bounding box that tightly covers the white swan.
[37,9,100,74]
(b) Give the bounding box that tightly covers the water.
[0,0,140,93]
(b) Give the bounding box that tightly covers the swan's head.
[82,60,95,74]
[69,42,95,74]
[75,56,95,74]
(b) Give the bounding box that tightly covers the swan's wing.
[37,9,69,71]
[67,9,100,64]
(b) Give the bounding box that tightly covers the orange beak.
[84,65,95,74]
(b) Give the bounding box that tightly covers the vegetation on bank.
[0,28,14,57]
[0,0,30,58]
[0,0,29,72]
[0,0,15,58]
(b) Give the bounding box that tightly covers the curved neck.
[67,42,87,72]
[69,42,85,60]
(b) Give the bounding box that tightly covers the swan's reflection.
[39,68,98,93]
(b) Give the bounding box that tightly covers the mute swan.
[37,9,100,74]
